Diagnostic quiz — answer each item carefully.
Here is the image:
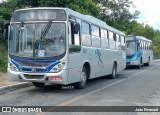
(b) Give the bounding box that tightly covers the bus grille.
[17,61,51,67]
[24,74,44,80]
[21,68,48,73]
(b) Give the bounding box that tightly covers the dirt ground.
[0,73,19,87]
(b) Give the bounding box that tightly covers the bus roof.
[14,7,125,36]
[127,35,152,42]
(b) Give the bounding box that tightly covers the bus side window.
[69,22,81,53]
[120,35,125,51]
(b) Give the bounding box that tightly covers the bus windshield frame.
[9,22,66,59]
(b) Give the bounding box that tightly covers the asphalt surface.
[0,60,160,115]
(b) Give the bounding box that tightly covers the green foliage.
[95,0,140,24]
[40,0,100,17]
[0,38,8,72]
[152,35,160,59]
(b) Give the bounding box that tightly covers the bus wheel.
[32,82,45,87]
[110,63,117,79]
[138,64,141,69]
[146,57,150,66]
[75,67,87,89]
[137,58,142,69]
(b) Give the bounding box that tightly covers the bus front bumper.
[7,68,68,85]
[127,58,139,66]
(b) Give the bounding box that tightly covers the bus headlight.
[8,60,19,72]
[49,61,66,73]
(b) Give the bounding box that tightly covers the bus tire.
[138,64,141,69]
[75,67,87,89]
[137,58,142,69]
[32,82,45,87]
[110,63,117,79]
[146,57,150,66]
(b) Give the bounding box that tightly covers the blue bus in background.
[126,35,153,68]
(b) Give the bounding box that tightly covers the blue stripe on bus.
[127,51,142,63]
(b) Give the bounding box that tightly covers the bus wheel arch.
[110,61,117,79]
[74,62,90,89]
[138,57,142,69]
[83,62,90,80]
[146,56,150,66]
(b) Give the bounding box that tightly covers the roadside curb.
[0,82,32,94]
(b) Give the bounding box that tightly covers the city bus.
[4,7,126,88]
[126,35,153,68]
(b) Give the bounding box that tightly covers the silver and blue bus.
[126,35,153,68]
[5,7,126,88]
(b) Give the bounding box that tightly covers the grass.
[0,38,8,73]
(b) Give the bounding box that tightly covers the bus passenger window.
[69,22,81,53]
[120,36,125,51]
[81,21,91,46]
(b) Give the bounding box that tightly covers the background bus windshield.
[9,22,66,58]
[126,41,136,57]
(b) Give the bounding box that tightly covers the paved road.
[0,60,160,114]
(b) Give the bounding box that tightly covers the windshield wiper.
[41,20,52,39]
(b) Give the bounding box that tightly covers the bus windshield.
[9,22,66,58]
[126,41,136,57]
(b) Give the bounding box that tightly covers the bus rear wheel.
[137,58,142,69]
[32,82,45,87]
[110,63,117,79]
[146,57,150,66]
[75,67,87,89]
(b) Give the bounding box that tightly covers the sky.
[131,0,160,30]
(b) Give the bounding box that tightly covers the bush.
[0,22,7,72]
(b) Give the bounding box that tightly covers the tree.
[94,0,140,31]
[40,0,100,17]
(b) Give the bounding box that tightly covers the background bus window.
[69,22,81,53]
[147,42,149,50]
[81,21,91,47]
[91,25,100,47]
[140,40,142,49]
[143,41,145,50]
[142,41,144,49]
[146,42,149,50]
[108,31,115,49]
[148,42,151,50]
[146,42,148,50]
[116,34,120,50]
[120,35,125,51]
[101,29,108,49]
[139,40,141,49]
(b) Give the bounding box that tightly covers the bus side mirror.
[3,21,10,40]
[74,23,80,34]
